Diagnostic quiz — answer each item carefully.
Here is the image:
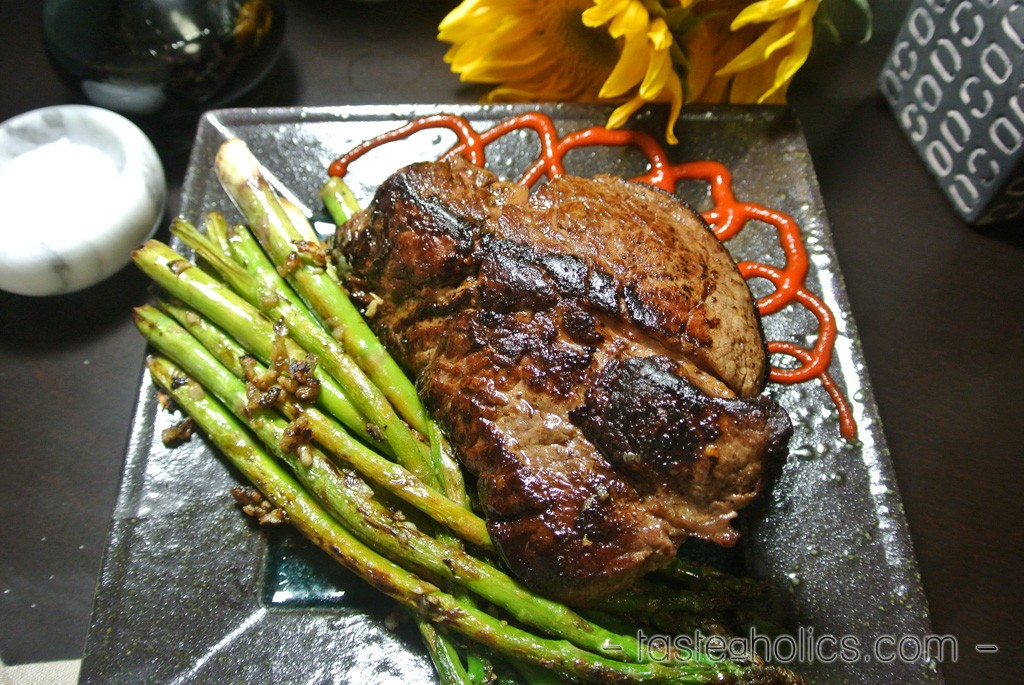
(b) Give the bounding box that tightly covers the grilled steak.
[335,156,791,604]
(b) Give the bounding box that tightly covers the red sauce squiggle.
[329,113,857,440]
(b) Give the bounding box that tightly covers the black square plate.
[79,104,942,684]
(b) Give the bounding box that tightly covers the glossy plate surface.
[80,104,942,684]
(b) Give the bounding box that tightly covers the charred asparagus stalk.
[168,221,435,483]
[140,303,492,551]
[186,198,478,678]
[213,139,427,437]
[214,142,468,509]
[132,239,374,447]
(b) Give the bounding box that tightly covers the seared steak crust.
[337,157,791,603]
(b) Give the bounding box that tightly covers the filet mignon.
[335,156,791,604]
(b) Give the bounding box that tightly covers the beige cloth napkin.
[0,658,80,685]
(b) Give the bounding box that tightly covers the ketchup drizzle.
[329,112,856,440]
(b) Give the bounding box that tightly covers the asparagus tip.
[216,138,263,185]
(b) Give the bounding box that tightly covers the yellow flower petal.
[599,28,650,97]
[732,0,814,29]
[581,0,633,27]
[639,44,672,99]
[439,0,616,105]
[662,73,683,144]
[648,17,672,50]
[604,72,683,145]
[439,2,504,40]
[757,10,814,101]
[714,14,796,76]
[439,0,822,143]
[608,2,649,38]
[607,96,646,130]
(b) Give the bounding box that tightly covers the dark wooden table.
[1,2,1020,683]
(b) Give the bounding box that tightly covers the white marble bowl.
[0,105,165,296]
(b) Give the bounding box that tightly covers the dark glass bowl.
[42,0,286,118]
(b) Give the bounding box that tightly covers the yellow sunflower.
[439,0,685,143]
[438,0,868,143]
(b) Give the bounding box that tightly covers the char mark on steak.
[336,156,791,604]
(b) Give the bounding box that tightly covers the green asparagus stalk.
[598,587,733,616]
[659,557,750,583]
[147,354,778,684]
[132,239,374,447]
[317,174,467,508]
[214,139,426,436]
[139,303,493,551]
[202,211,233,257]
[655,558,772,606]
[273,198,341,281]
[154,216,479,677]
[214,211,450,485]
[191,200,479,668]
[319,175,361,226]
[213,142,467,509]
[417,620,473,685]
[155,297,250,378]
[169,219,439,489]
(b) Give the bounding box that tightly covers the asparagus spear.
[132,239,374,447]
[213,144,467,507]
[139,303,492,551]
[213,139,426,436]
[188,198,479,670]
[220,205,468,499]
[147,354,782,684]
[417,620,473,685]
[183,209,483,679]
[169,219,442,491]
[201,211,233,257]
[655,558,773,606]
[319,175,361,227]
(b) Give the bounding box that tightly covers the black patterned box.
[879,0,1024,225]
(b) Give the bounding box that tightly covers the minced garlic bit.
[184,380,205,401]
[280,415,314,455]
[259,291,280,309]
[363,292,384,319]
[241,354,279,391]
[229,485,289,526]
[289,354,320,402]
[168,259,191,275]
[277,252,304,277]
[291,239,328,267]
[242,340,320,412]
[246,382,282,412]
[161,417,194,448]
[383,607,403,631]
[157,390,175,412]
